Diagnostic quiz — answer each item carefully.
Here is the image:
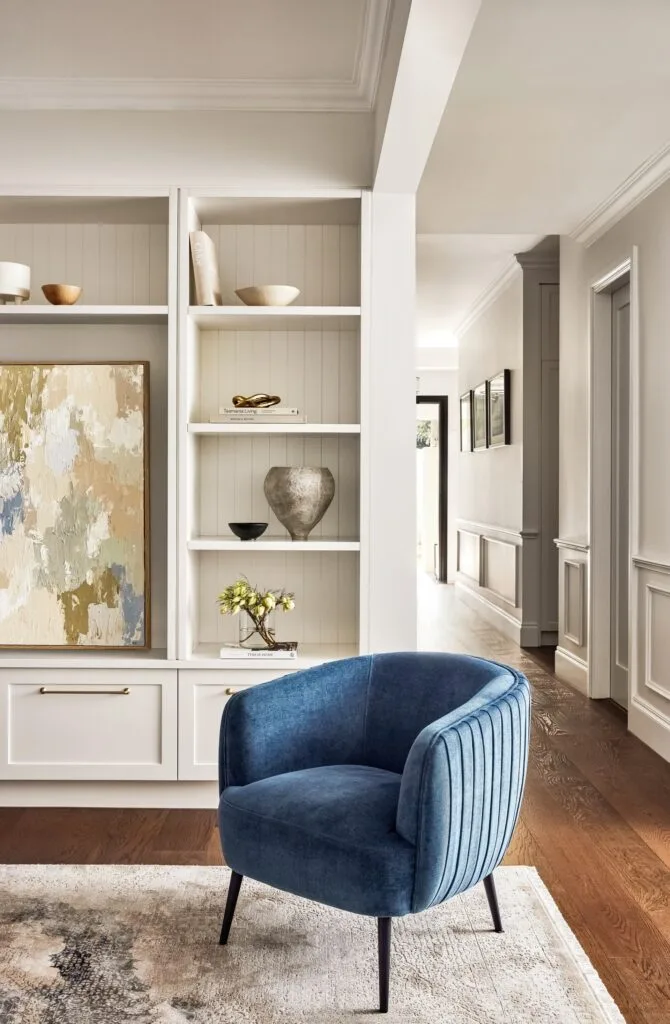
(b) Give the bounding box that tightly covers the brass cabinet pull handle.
[39,686,131,695]
[225,686,243,695]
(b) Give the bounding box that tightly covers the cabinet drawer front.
[178,669,286,781]
[1,670,177,781]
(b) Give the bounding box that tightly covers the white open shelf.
[188,422,360,435]
[188,537,360,552]
[191,642,359,670]
[0,305,168,325]
[190,306,360,331]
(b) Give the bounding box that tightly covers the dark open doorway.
[416,395,448,583]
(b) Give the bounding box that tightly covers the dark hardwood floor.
[1,581,669,1023]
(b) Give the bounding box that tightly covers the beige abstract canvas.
[0,362,149,648]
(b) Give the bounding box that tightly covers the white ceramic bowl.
[235,285,300,307]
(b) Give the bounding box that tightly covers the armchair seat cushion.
[219,764,416,917]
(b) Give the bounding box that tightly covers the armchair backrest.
[364,653,518,774]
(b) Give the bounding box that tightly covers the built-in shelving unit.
[178,190,364,666]
[0,189,176,661]
[0,186,371,792]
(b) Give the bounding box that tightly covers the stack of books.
[219,643,298,661]
[213,406,305,424]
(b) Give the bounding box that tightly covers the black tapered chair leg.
[377,917,392,1013]
[483,873,504,933]
[219,871,244,945]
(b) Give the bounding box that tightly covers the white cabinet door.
[178,669,285,781]
[0,669,178,781]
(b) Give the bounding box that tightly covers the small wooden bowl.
[42,284,82,305]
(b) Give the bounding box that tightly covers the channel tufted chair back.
[217,652,531,1013]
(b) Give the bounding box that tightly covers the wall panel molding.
[563,559,585,647]
[456,529,480,583]
[481,536,518,608]
[554,537,590,552]
[644,584,670,702]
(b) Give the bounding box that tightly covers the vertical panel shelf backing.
[181,193,363,663]
[196,550,360,648]
[195,328,360,424]
[0,195,169,306]
[195,433,360,541]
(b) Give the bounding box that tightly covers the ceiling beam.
[374,0,481,194]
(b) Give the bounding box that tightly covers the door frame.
[588,248,639,700]
[416,395,448,583]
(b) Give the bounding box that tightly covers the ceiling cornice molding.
[355,0,393,109]
[570,141,670,247]
[0,1,392,113]
[454,259,522,340]
[514,251,559,270]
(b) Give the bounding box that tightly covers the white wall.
[559,178,670,761]
[458,271,523,531]
[416,366,459,581]
[0,111,372,188]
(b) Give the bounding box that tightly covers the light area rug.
[0,864,625,1024]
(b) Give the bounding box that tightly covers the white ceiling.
[415,0,670,343]
[0,0,391,111]
[418,0,670,234]
[417,233,539,345]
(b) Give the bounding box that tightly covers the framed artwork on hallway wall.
[472,382,488,451]
[459,391,473,452]
[487,369,511,447]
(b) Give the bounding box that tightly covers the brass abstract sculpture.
[232,394,281,409]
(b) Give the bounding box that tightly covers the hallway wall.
[455,244,560,648]
[559,177,670,762]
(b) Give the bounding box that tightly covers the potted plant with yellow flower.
[218,576,296,652]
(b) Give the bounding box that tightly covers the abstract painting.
[0,362,149,648]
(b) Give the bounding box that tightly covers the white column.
[362,191,417,651]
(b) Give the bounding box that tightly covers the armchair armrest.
[219,656,373,791]
[396,670,530,913]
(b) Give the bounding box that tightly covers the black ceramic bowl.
[228,522,268,542]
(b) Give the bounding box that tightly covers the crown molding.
[0,2,391,113]
[454,259,522,340]
[571,141,670,247]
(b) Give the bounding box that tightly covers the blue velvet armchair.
[218,652,530,1012]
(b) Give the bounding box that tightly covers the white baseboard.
[455,580,524,645]
[0,781,219,808]
[555,646,589,695]
[629,697,670,764]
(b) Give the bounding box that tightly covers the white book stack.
[213,407,305,424]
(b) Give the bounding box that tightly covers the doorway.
[416,396,448,583]
[610,283,631,708]
[589,254,636,707]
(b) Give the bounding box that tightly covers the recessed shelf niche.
[178,190,364,663]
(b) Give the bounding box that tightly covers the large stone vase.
[264,466,335,541]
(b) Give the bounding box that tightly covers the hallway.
[419,574,670,1023]
[1,583,669,1022]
